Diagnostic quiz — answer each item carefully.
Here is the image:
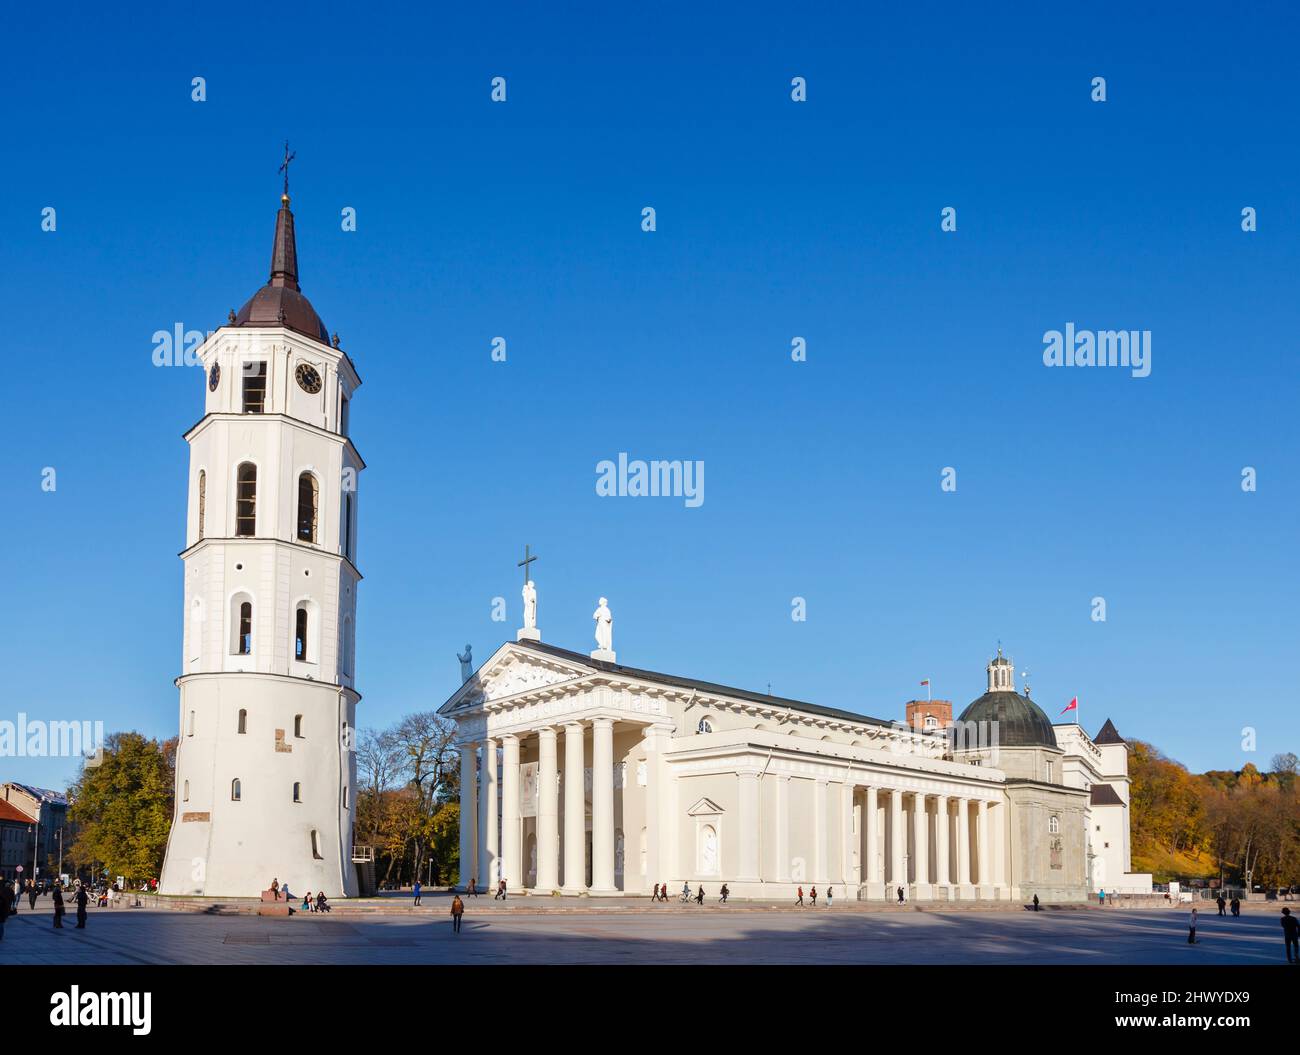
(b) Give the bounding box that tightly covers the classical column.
[737,771,760,882]
[814,780,828,882]
[590,718,616,893]
[865,785,880,885]
[642,727,665,893]
[501,735,522,889]
[841,783,855,887]
[912,792,930,893]
[889,789,904,888]
[851,792,863,885]
[934,794,950,888]
[992,800,1006,889]
[562,722,586,893]
[478,737,497,889]
[956,796,971,891]
[774,775,790,882]
[977,799,991,887]
[458,743,477,890]
[536,728,559,890]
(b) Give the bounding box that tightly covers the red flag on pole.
[1059,696,1078,715]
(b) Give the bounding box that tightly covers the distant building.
[2,782,69,880]
[905,699,953,733]
[0,799,35,882]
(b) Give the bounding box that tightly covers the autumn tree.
[67,732,175,884]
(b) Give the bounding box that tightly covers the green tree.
[67,732,174,883]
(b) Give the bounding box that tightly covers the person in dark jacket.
[52,883,65,929]
[74,882,89,929]
[450,894,465,934]
[1281,907,1300,963]
[1216,894,1226,916]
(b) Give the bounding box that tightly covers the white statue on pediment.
[522,580,537,630]
[457,644,473,683]
[593,597,613,653]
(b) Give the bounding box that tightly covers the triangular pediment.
[687,797,724,817]
[440,643,593,713]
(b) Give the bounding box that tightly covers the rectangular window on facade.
[242,361,268,413]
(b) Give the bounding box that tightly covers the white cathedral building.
[160,177,362,897]
[446,605,1152,902]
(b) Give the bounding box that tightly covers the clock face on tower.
[208,363,220,391]
[295,363,323,394]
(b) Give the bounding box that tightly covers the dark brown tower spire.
[268,196,300,291]
[231,146,329,344]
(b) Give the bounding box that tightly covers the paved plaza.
[1,900,1290,965]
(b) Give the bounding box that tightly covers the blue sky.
[2,1,1297,788]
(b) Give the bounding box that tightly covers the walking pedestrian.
[795,886,804,906]
[694,885,705,905]
[652,883,660,902]
[827,886,833,908]
[1231,896,1241,918]
[1187,907,1199,945]
[28,880,36,911]
[1282,907,1300,964]
[74,881,88,929]
[1032,894,1040,911]
[413,879,422,906]
[810,886,818,907]
[719,884,729,904]
[450,894,465,934]
[52,883,65,929]
[1216,894,1226,916]
[897,885,905,904]
[467,878,478,898]
[1098,888,1106,907]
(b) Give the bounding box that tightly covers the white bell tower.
[160,170,363,898]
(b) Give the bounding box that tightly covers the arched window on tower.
[238,601,253,655]
[310,830,323,860]
[197,470,206,540]
[237,709,247,734]
[294,714,303,738]
[235,463,257,536]
[294,606,309,662]
[231,778,242,802]
[343,492,354,561]
[341,616,353,678]
[293,782,302,803]
[296,472,318,543]
[183,780,190,802]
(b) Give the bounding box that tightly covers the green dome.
[957,691,1057,748]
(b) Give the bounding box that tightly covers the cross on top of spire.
[279,140,296,200]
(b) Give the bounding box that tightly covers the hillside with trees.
[1130,742,1299,889]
